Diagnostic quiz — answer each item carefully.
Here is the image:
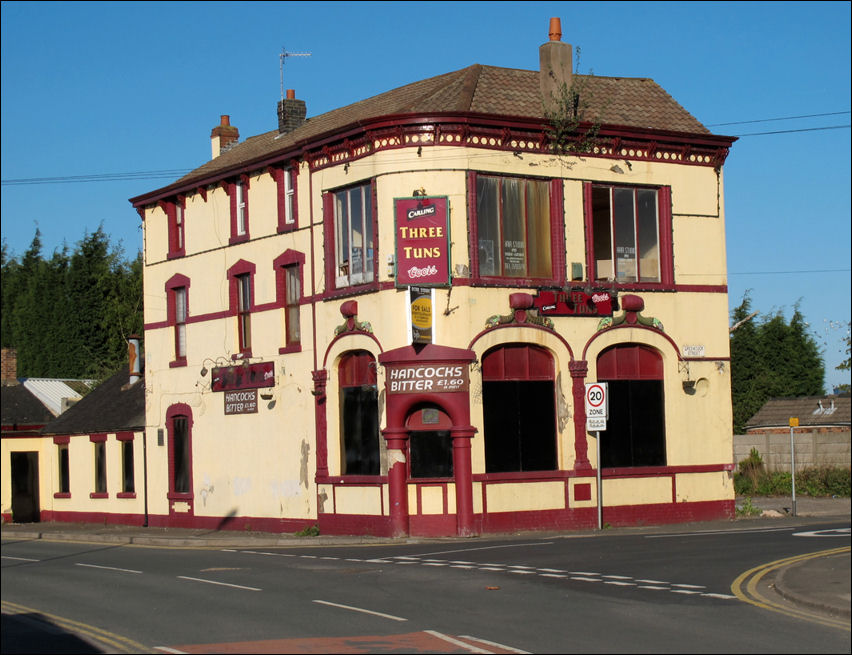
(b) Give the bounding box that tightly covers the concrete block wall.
[733,429,851,472]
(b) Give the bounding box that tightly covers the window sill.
[169,358,187,368]
[318,474,387,485]
[232,350,252,361]
[167,250,186,260]
[277,222,297,234]
[279,344,302,355]
[54,492,71,499]
[229,234,250,246]
[117,492,137,499]
[325,281,380,301]
[167,492,193,500]
[89,492,109,499]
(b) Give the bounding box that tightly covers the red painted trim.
[467,321,574,361]
[165,197,186,259]
[89,433,107,443]
[226,177,251,244]
[131,112,734,208]
[582,321,683,362]
[272,165,300,232]
[116,431,134,441]
[604,463,733,476]
[166,403,194,514]
[672,284,728,293]
[317,512,394,537]
[116,492,137,499]
[53,492,71,499]
[89,492,109,499]
[52,435,70,445]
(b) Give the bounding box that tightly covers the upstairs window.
[275,167,298,231]
[227,261,255,357]
[586,184,672,286]
[165,274,190,367]
[164,197,186,258]
[471,173,563,284]
[227,177,250,244]
[274,250,305,353]
[327,182,375,289]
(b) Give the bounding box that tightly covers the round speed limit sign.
[585,382,608,418]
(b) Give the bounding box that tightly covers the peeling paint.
[299,440,310,489]
[388,450,406,466]
[318,489,328,513]
[232,477,251,497]
[556,371,571,432]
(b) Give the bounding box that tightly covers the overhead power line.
[733,124,850,137]
[1,169,193,186]
[706,110,850,127]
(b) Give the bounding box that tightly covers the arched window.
[482,344,557,473]
[339,350,379,476]
[597,344,666,468]
[166,404,193,497]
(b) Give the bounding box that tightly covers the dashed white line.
[459,635,531,654]
[604,581,637,586]
[424,630,492,654]
[1,555,40,562]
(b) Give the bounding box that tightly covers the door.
[11,452,40,523]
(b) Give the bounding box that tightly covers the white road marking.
[424,630,492,654]
[154,647,188,654]
[1,555,40,562]
[75,563,141,574]
[177,575,260,591]
[459,635,531,654]
[313,599,407,622]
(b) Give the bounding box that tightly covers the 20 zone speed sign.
[585,382,608,418]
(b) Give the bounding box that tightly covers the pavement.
[2,495,850,622]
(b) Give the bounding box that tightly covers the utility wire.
[706,110,850,127]
[1,169,193,186]
[4,111,850,185]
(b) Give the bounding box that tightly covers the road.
[2,521,850,653]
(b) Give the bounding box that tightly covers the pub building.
[88,18,736,536]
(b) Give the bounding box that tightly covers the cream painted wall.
[139,137,734,521]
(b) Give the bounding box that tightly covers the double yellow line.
[1,600,150,653]
[731,546,851,631]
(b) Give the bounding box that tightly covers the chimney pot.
[286,88,296,99]
[220,115,231,126]
[549,17,562,41]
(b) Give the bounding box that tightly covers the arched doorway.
[406,404,453,479]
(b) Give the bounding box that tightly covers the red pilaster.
[312,369,328,478]
[569,360,591,471]
[383,426,410,537]
[451,426,477,537]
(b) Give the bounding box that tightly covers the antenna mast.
[280,47,311,100]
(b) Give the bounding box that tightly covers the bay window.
[471,173,563,283]
[586,184,672,286]
[328,182,375,289]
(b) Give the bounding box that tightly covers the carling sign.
[394,196,450,286]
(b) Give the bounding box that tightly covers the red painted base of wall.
[317,512,394,537]
[39,510,313,534]
[24,500,734,537]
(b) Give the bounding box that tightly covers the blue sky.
[2,1,850,390]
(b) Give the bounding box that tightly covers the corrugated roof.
[41,366,145,435]
[21,378,94,417]
[133,64,720,203]
[744,395,851,430]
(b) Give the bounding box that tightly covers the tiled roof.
[744,395,851,430]
[136,64,713,200]
[41,365,145,436]
[1,384,54,426]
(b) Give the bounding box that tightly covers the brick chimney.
[1,347,19,386]
[277,89,306,134]
[539,17,573,113]
[211,115,239,159]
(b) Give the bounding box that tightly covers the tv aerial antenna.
[280,47,311,100]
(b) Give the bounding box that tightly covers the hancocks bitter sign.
[394,196,450,287]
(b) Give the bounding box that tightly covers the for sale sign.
[585,382,608,419]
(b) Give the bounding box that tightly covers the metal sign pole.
[596,431,602,530]
[790,423,797,517]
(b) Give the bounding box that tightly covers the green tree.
[837,323,851,393]
[730,294,826,433]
